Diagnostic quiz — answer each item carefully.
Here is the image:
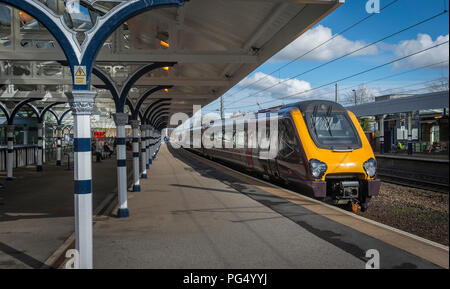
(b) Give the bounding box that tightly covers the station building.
[348,90,449,156]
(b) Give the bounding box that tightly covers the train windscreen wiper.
[312,105,318,137]
[324,105,333,137]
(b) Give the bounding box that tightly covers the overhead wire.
[226,40,449,111]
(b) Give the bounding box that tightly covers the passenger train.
[179,100,380,212]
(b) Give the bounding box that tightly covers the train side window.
[279,119,299,159]
[236,130,245,148]
[285,119,298,151]
[224,129,233,148]
[214,130,222,142]
[278,121,291,158]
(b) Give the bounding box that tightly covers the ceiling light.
[160,40,170,48]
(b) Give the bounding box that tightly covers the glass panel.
[69,5,93,31]
[0,4,11,48]
[305,111,361,149]
[20,11,41,30]
[36,61,63,77]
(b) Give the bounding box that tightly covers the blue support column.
[146,126,151,168]
[149,128,155,163]
[114,113,129,218]
[140,125,147,178]
[36,123,43,171]
[66,90,97,269]
[42,123,46,164]
[130,120,141,192]
[56,125,63,166]
[6,125,14,180]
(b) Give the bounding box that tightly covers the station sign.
[93,131,105,140]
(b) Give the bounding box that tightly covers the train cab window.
[304,108,361,150]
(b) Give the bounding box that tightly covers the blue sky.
[205,0,449,114]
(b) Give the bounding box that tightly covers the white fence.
[0,145,38,171]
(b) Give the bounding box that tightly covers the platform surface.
[0,155,131,269]
[93,145,447,269]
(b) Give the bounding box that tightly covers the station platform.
[375,153,449,162]
[0,155,132,269]
[91,145,448,269]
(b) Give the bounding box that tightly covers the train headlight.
[363,158,377,178]
[309,159,327,179]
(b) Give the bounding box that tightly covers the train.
[177,100,380,212]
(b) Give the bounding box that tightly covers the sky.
[204,0,450,115]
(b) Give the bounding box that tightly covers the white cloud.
[237,72,312,99]
[272,25,378,62]
[392,33,449,69]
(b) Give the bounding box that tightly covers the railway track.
[376,155,449,194]
[378,173,449,193]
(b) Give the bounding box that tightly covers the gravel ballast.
[357,182,449,246]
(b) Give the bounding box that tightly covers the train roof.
[259,100,347,114]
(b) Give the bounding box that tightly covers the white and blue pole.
[66,90,97,269]
[113,113,129,218]
[153,131,160,160]
[6,125,14,180]
[42,123,46,164]
[149,127,155,163]
[146,126,151,168]
[36,123,43,171]
[56,125,63,166]
[130,120,140,192]
[140,125,147,178]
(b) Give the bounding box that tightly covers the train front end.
[292,101,380,212]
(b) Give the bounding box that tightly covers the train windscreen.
[304,108,361,150]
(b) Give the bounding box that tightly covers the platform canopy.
[0,0,343,129]
[347,90,450,117]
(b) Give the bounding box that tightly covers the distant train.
[179,100,380,212]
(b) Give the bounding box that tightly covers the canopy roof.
[0,0,343,128]
[347,91,450,117]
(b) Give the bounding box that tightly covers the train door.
[262,118,279,178]
[246,118,258,170]
[277,118,302,184]
[244,121,253,169]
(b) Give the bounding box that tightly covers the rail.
[376,154,449,193]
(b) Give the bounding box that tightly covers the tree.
[344,84,375,105]
[359,117,372,132]
[427,77,449,92]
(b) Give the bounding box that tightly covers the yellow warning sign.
[76,67,85,76]
[74,65,87,85]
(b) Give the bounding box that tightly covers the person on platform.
[103,142,114,158]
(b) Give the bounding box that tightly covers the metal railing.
[0,145,37,171]
[0,145,73,171]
